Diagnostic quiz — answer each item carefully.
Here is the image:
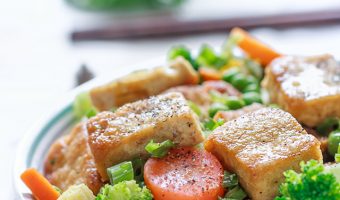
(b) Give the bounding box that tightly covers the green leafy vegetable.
[107,161,134,185]
[187,100,202,116]
[96,180,152,200]
[223,171,238,188]
[275,160,340,200]
[317,117,340,135]
[219,185,247,200]
[73,92,98,119]
[145,140,175,158]
[168,45,198,70]
[328,129,340,156]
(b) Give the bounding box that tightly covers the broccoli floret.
[275,160,340,200]
[95,180,153,200]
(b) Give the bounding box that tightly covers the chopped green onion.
[224,185,247,200]
[196,44,226,70]
[86,108,97,118]
[242,92,262,105]
[131,158,146,183]
[244,59,264,80]
[73,92,97,119]
[327,130,340,156]
[223,171,238,189]
[209,90,228,104]
[317,117,340,136]
[208,102,229,118]
[225,97,245,110]
[168,45,198,70]
[145,140,175,158]
[107,161,134,185]
[204,118,225,131]
[187,101,202,116]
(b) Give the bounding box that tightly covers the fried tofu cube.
[205,108,322,200]
[44,123,103,194]
[262,54,340,127]
[87,92,204,181]
[90,57,199,111]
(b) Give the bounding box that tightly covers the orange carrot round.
[199,67,222,81]
[231,27,281,66]
[144,147,225,200]
[21,168,60,200]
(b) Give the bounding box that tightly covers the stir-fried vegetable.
[21,168,60,200]
[220,185,247,200]
[208,102,228,118]
[203,118,225,131]
[107,161,134,185]
[145,140,175,158]
[230,27,281,66]
[242,92,262,105]
[57,184,95,200]
[168,45,198,70]
[336,144,340,163]
[219,171,247,200]
[187,100,202,116]
[328,130,340,156]
[95,181,153,200]
[275,160,340,200]
[199,67,222,81]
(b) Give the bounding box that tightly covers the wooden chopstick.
[71,8,340,41]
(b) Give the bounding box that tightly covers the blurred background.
[1,0,340,197]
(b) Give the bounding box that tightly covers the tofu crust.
[262,54,340,127]
[90,57,199,111]
[205,108,322,200]
[44,123,104,194]
[87,92,204,181]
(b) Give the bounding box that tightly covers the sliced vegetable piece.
[328,129,340,156]
[230,27,281,66]
[196,44,226,70]
[107,161,134,185]
[222,68,240,83]
[21,168,60,200]
[168,45,198,70]
[57,184,95,200]
[204,118,225,131]
[222,171,238,189]
[209,102,229,118]
[336,144,340,163]
[225,97,245,110]
[145,140,175,158]
[144,147,224,200]
[223,185,247,200]
[73,92,97,119]
[199,67,222,81]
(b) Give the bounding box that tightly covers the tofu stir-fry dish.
[21,28,340,200]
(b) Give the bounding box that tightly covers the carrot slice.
[231,27,282,66]
[21,168,60,200]
[199,67,222,81]
[144,147,224,200]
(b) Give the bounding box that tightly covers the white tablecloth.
[1,0,340,197]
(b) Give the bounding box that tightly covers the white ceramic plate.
[13,58,165,199]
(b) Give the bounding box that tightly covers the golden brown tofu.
[44,123,103,194]
[213,103,264,122]
[262,54,340,127]
[87,92,204,181]
[90,57,199,111]
[205,108,322,200]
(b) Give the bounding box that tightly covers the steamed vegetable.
[144,147,224,200]
[275,160,340,200]
[57,184,95,200]
[96,180,153,200]
[107,161,134,185]
[230,27,281,66]
[145,140,175,158]
[21,168,60,200]
[328,130,340,156]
